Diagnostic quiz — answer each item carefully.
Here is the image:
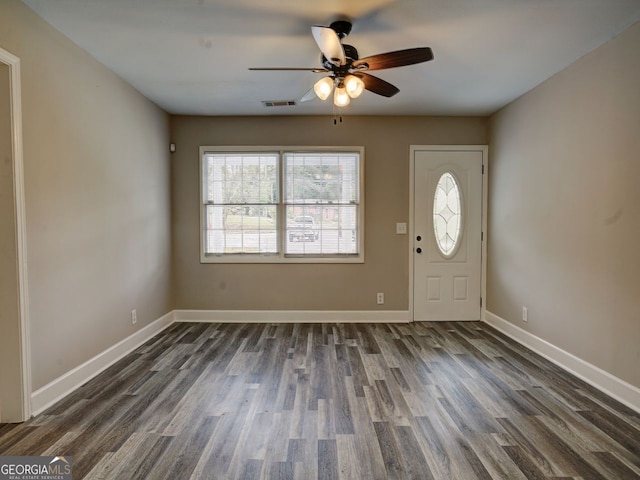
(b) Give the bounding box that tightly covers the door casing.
[0,46,31,422]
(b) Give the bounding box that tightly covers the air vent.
[262,100,297,108]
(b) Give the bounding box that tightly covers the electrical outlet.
[377,293,385,305]
[522,306,528,322]
[131,309,137,325]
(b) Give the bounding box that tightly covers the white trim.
[175,309,410,324]
[28,308,406,417]
[0,47,31,422]
[409,145,488,322]
[31,311,175,416]
[480,149,488,323]
[28,308,639,418]
[484,310,640,414]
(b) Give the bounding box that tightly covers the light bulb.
[313,77,334,101]
[344,75,365,98]
[333,85,351,107]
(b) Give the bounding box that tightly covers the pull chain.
[332,105,344,125]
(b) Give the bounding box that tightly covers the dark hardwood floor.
[1,321,639,479]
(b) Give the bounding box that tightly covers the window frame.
[200,146,365,264]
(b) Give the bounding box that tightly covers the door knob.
[416,247,422,254]
[416,235,422,241]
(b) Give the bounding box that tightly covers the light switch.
[396,222,407,234]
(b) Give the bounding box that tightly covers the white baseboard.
[484,310,640,413]
[31,311,175,416]
[29,309,408,416]
[28,309,639,417]
[174,309,411,324]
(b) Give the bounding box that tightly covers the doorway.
[410,146,487,321]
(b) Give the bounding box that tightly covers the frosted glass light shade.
[313,77,334,100]
[333,85,350,107]
[345,75,365,98]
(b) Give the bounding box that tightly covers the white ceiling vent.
[262,100,297,108]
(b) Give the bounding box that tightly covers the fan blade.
[300,87,317,102]
[249,67,328,73]
[355,72,399,97]
[352,47,434,71]
[311,26,346,66]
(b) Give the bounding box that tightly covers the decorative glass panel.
[433,172,462,257]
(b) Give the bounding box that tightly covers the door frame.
[409,145,488,322]
[0,46,32,422]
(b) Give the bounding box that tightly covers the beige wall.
[488,21,640,388]
[171,115,487,311]
[0,0,172,390]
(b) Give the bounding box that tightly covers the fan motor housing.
[321,44,359,71]
[330,19,353,39]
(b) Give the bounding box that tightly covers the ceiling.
[21,0,640,117]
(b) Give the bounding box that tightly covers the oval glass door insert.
[433,172,463,257]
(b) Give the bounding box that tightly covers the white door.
[412,147,484,321]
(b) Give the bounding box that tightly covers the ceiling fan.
[249,19,434,107]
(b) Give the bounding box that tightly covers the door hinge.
[482,164,485,175]
[481,231,484,242]
[480,297,483,308]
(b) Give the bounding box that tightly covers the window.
[201,147,364,263]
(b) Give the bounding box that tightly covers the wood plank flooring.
[1,321,639,479]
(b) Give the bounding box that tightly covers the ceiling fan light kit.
[313,74,364,106]
[249,19,434,110]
